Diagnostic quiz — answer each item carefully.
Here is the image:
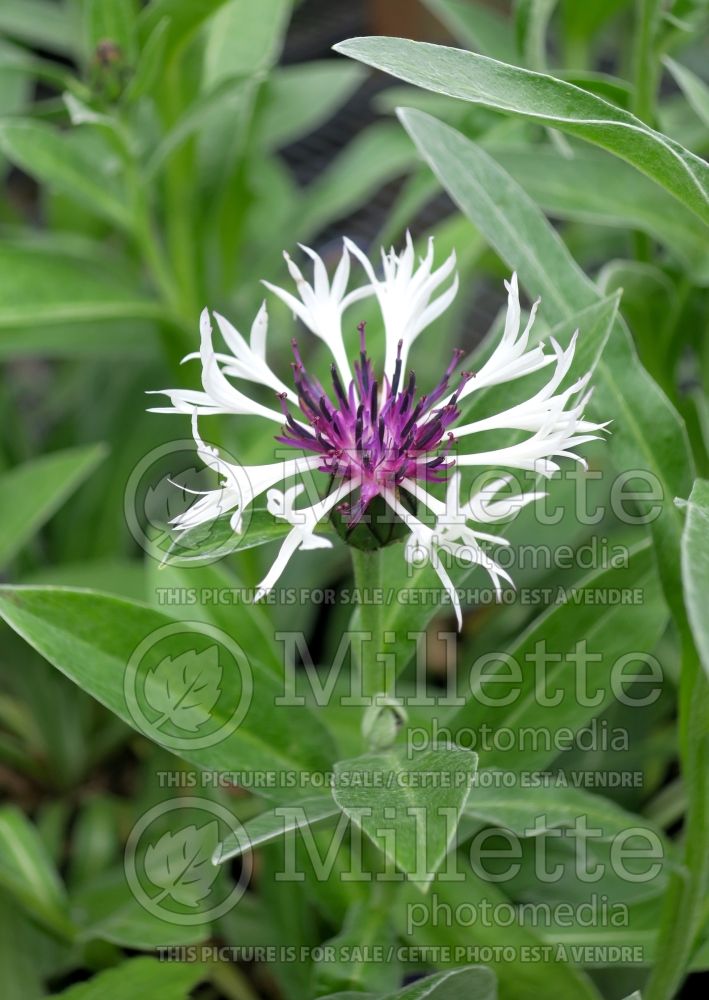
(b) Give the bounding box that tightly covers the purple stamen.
[277,326,464,523]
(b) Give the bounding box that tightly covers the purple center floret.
[276,322,471,525]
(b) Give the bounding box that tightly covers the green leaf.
[202,0,291,88]
[332,744,478,889]
[145,75,251,179]
[214,796,338,864]
[68,796,120,888]
[0,120,133,230]
[124,16,168,102]
[396,109,694,619]
[0,242,161,355]
[484,142,709,280]
[562,0,630,38]
[0,0,78,56]
[320,995,376,999]
[320,964,498,999]
[253,61,365,150]
[557,70,633,108]
[0,444,107,568]
[516,0,559,71]
[597,261,677,377]
[681,479,709,676]
[51,956,206,999]
[71,868,208,948]
[0,46,31,119]
[334,37,709,223]
[0,587,336,800]
[385,967,497,999]
[315,898,402,995]
[147,560,280,672]
[465,782,664,840]
[449,542,668,772]
[663,56,709,129]
[376,291,619,675]
[0,806,73,940]
[397,869,602,1000]
[138,0,230,61]
[0,891,53,1000]
[164,506,330,566]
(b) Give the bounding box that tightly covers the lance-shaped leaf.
[387,966,497,999]
[314,899,402,995]
[0,587,336,800]
[0,806,73,940]
[483,143,709,280]
[448,541,668,773]
[395,869,602,1000]
[396,108,694,621]
[681,479,709,677]
[0,0,78,56]
[0,444,107,568]
[320,964,498,1000]
[663,57,709,129]
[332,744,477,891]
[70,867,209,947]
[164,506,333,566]
[50,956,207,999]
[0,120,133,229]
[421,0,518,61]
[334,37,709,223]
[214,795,339,864]
[464,781,665,840]
[0,241,162,353]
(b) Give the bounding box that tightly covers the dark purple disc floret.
[276,323,470,525]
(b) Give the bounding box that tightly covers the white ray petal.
[264,243,372,384]
[196,309,284,422]
[169,413,324,535]
[254,477,359,600]
[346,235,458,381]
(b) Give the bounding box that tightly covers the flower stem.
[631,0,662,262]
[351,547,387,701]
[632,0,662,124]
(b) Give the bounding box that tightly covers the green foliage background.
[0,1,706,998]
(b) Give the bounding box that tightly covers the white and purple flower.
[152,235,605,626]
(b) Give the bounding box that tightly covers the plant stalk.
[631,0,663,262]
[351,547,388,702]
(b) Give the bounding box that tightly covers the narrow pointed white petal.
[254,478,358,599]
[262,280,312,328]
[250,302,269,360]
